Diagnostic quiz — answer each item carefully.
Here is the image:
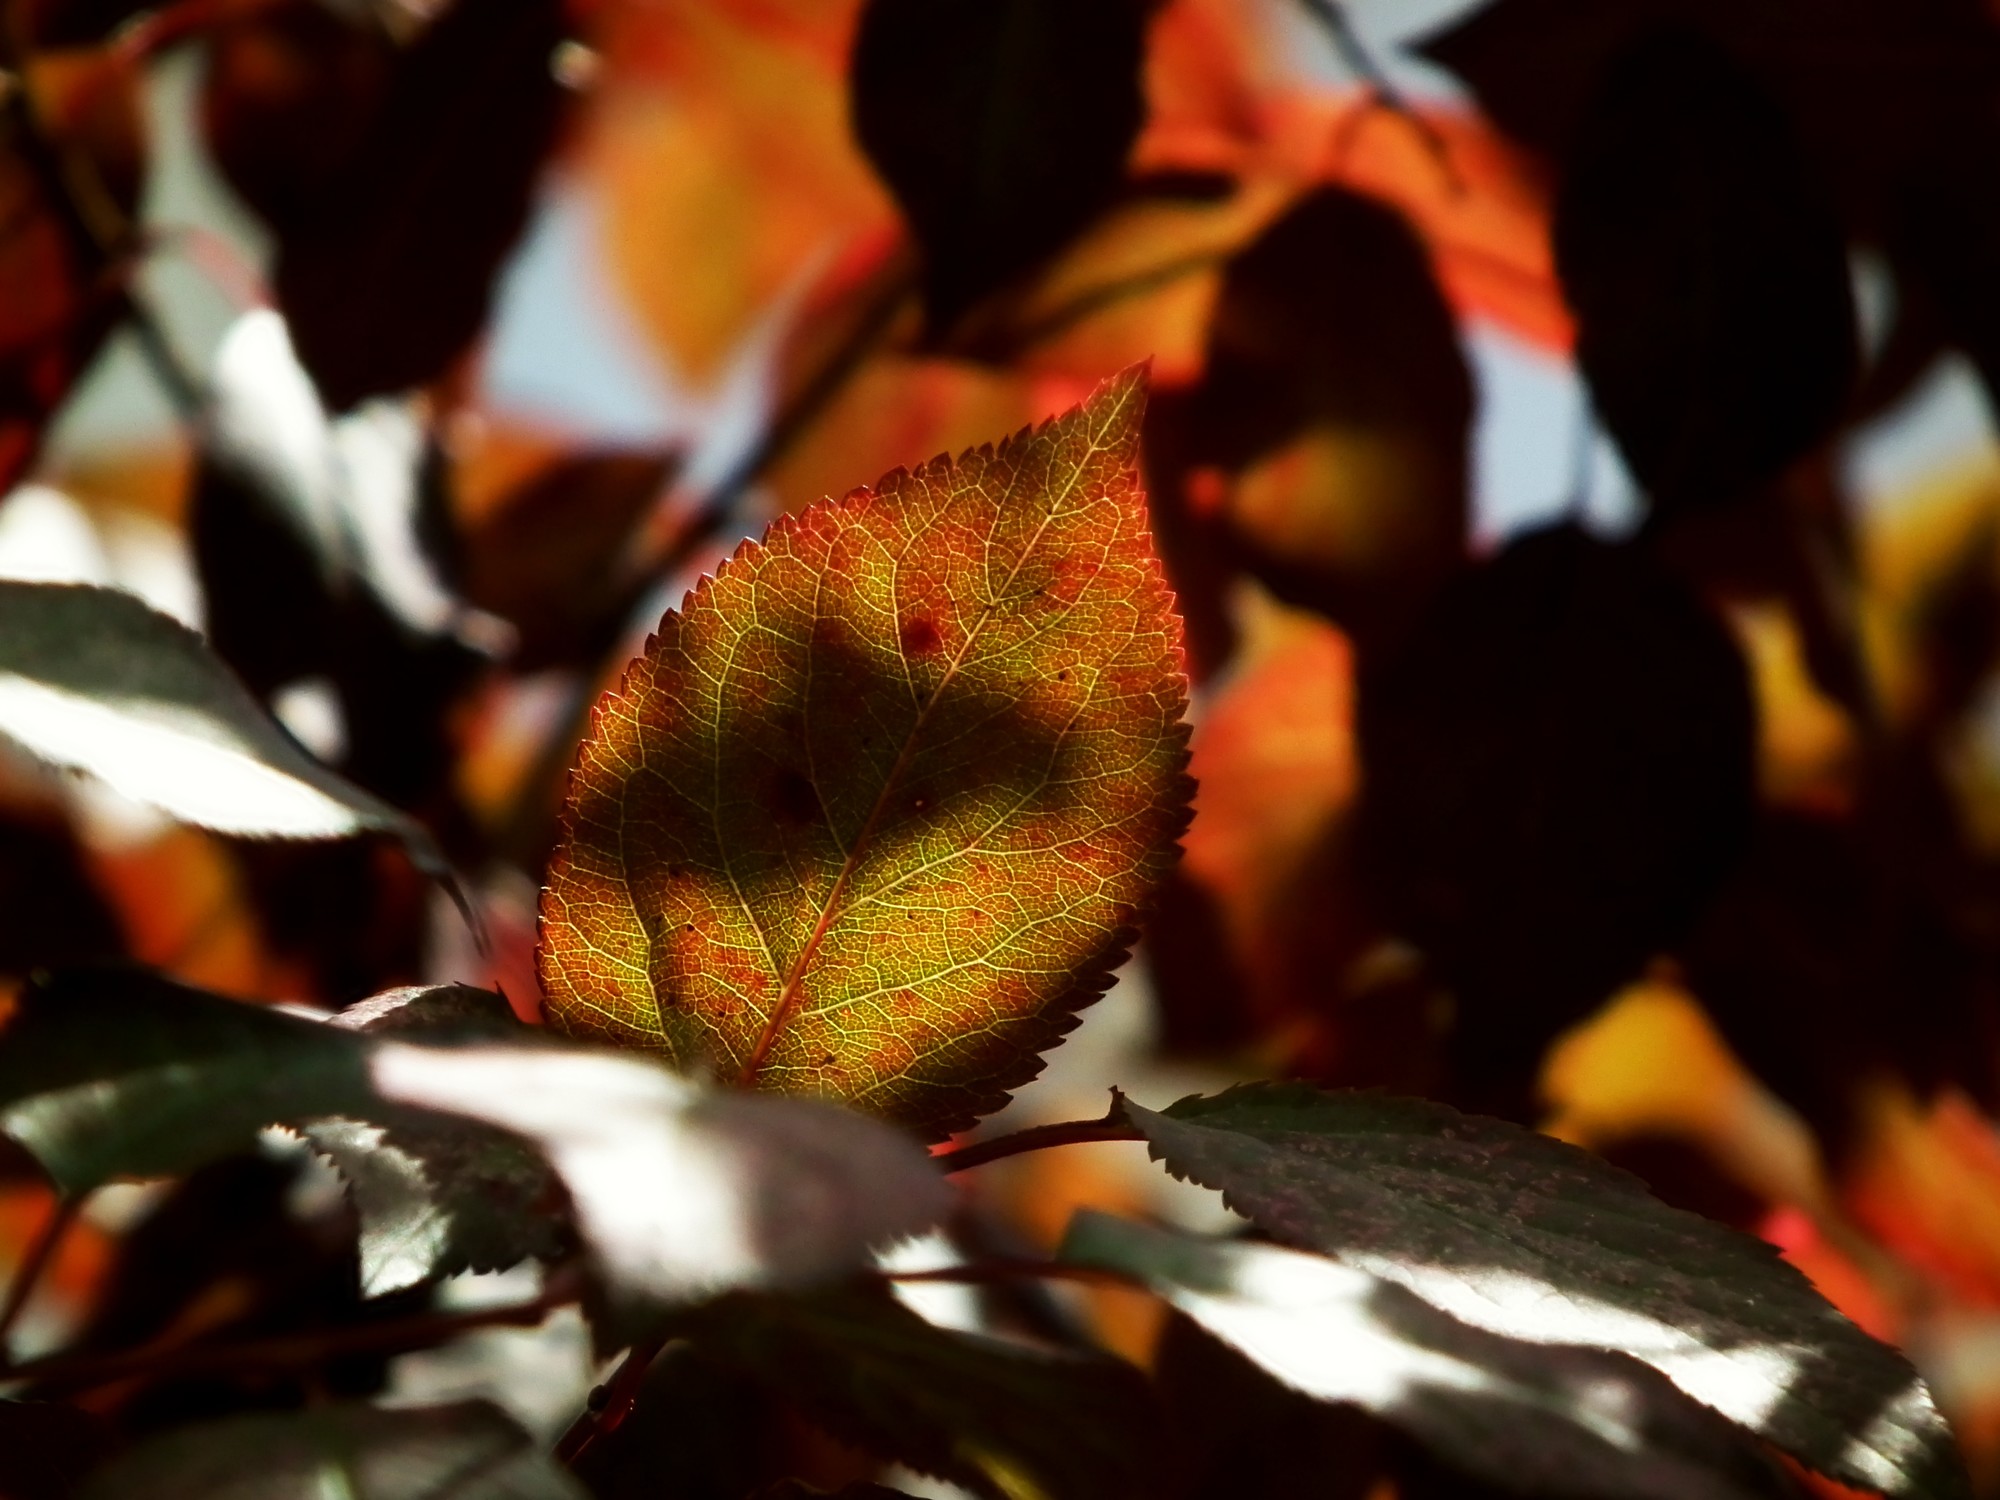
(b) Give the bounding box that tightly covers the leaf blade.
[539,365,1191,1136]
[1124,1084,1965,1499]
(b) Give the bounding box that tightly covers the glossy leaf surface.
[540,366,1190,1136]
[1064,1213,1793,1500]
[1127,1084,1964,1499]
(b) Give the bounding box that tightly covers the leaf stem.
[0,1266,581,1394]
[880,1256,1131,1289]
[933,1105,1144,1173]
[553,1330,670,1467]
[0,1193,81,1356]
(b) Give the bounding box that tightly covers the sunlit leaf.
[0,972,950,1317]
[539,365,1191,1137]
[678,1285,1157,1500]
[851,0,1147,335]
[1123,1083,1965,1500]
[75,1399,585,1500]
[0,581,454,876]
[1065,1213,1797,1500]
[306,986,570,1297]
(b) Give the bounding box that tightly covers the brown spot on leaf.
[900,615,943,657]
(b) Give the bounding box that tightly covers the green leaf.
[306,986,571,1297]
[540,366,1191,1138]
[0,581,456,882]
[1122,1083,1964,1500]
[1063,1213,1795,1500]
[74,1399,584,1500]
[677,1286,1157,1500]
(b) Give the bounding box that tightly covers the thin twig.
[554,1330,670,1467]
[0,1194,81,1355]
[1298,0,1462,194]
[1,1271,581,1394]
[934,1104,1144,1174]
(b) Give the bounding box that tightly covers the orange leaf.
[540,366,1192,1136]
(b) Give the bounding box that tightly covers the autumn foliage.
[0,0,1998,1498]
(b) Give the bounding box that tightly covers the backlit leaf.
[1063,1214,1794,1500]
[539,365,1191,1137]
[678,1285,1157,1500]
[1124,1083,1965,1500]
[75,1399,585,1500]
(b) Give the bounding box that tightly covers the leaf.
[0,581,457,881]
[0,967,378,1195]
[851,0,1148,336]
[1064,1214,1796,1500]
[538,364,1191,1138]
[1120,1082,1966,1500]
[307,986,571,1297]
[74,1399,585,1500]
[1356,525,1755,1104]
[1552,27,1856,512]
[678,1285,1157,1500]
[252,0,572,409]
[0,971,950,1318]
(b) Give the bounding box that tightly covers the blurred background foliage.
[6,0,2000,1494]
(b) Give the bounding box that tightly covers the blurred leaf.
[749,1485,922,1500]
[0,968,377,1195]
[1065,1213,1799,1500]
[681,1285,1157,1500]
[1552,27,1855,512]
[0,806,126,976]
[851,0,1147,336]
[0,581,454,875]
[212,0,571,409]
[458,449,678,671]
[1121,1083,1963,1499]
[75,1399,585,1500]
[0,970,950,1318]
[1357,525,1755,1102]
[307,986,571,1297]
[0,1398,113,1500]
[1167,186,1471,650]
[538,367,1192,1139]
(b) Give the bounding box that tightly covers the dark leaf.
[309,986,572,1296]
[458,449,679,671]
[1167,186,1472,650]
[0,970,948,1316]
[678,1285,1157,1500]
[237,0,572,409]
[1065,1213,1800,1500]
[1119,1083,1964,1499]
[0,968,377,1195]
[1553,27,1855,511]
[1356,525,1755,1104]
[850,0,1147,336]
[75,1400,585,1500]
[0,581,456,882]
[0,807,125,976]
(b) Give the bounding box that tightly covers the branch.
[554,1330,670,1467]
[880,1256,1132,1289]
[934,1102,1143,1173]
[1,1265,584,1395]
